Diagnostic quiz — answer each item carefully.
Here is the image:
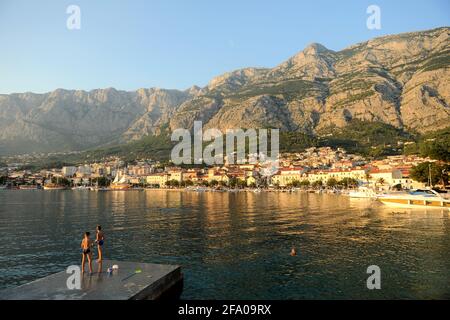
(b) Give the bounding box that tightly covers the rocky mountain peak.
[207,68,269,92]
[303,43,330,55]
[0,27,449,155]
[185,85,202,96]
[267,43,336,81]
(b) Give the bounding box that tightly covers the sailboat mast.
[428,164,432,187]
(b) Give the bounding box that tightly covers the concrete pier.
[0,260,183,300]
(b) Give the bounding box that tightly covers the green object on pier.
[121,268,143,281]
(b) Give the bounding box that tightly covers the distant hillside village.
[1,147,447,191]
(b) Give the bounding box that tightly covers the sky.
[0,0,449,94]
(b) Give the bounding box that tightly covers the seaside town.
[0,147,444,192]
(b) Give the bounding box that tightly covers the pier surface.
[0,260,183,300]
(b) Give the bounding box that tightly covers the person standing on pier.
[81,232,93,274]
[95,225,105,263]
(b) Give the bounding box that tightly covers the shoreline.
[0,187,353,194]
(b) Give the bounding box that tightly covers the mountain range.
[1,27,449,156]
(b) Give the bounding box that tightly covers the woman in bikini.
[95,225,105,263]
[80,232,93,274]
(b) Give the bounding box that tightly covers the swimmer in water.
[290,247,297,257]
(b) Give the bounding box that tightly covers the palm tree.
[376,178,385,188]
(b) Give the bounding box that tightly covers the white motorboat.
[347,187,377,199]
[377,189,450,210]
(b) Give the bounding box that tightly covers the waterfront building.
[325,168,367,182]
[246,176,258,187]
[62,166,77,177]
[128,165,152,176]
[332,160,357,169]
[168,169,184,182]
[146,173,170,187]
[271,167,303,187]
[226,169,247,183]
[306,170,328,184]
[183,169,203,183]
[306,168,368,185]
[207,168,229,183]
[77,165,92,176]
[129,177,142,185]
[368,168,403,187]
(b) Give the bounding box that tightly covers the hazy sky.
[0,0,449,94]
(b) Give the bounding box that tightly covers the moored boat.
[346,187,377,199]
[19,185,39,190]
[90,186,110,191]
[72,185,90,190]
[111,185,132,190]
[43,184,67,190]
[377,189,450,210]
[110,174,131,191]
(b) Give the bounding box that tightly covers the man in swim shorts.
[81,231,93,274]
[95,225,105,263]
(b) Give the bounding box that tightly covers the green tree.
[410,162,450,187]
[326,178,338,188]
[312,180,323,189]
[92,177,109,187]
[280,132,318,153]
[0,176,7,184]
[376,178,386,187]
[417,128,450,162]
[340,177,359,188]
[51,177,71,186]
[209,180,219,187]
[219,181,228,187]
[228,177,238,188]
[201,180,210,187]
[299,180,310,188]
[290,180,301,188]
[237,179,247,189]
[167,179,180,188]
[403,142,419,155]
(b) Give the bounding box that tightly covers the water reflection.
[0,190,449,299]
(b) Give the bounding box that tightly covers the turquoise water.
[0,190,449,299]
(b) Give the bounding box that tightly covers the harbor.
[1,190,449,299]
[0,0,448,306]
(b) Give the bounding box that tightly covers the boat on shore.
[72,185,90,190]
[0,185,8,190]
[110,184,132,191]
[90,186,110,191]
[186,186,208,192]
[43,184,67,190]
[110,174,132,191]
[346,187,377,199]
[377,189,450,210]
[19,185,39,190]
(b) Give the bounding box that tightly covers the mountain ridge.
[1,27,449,155]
